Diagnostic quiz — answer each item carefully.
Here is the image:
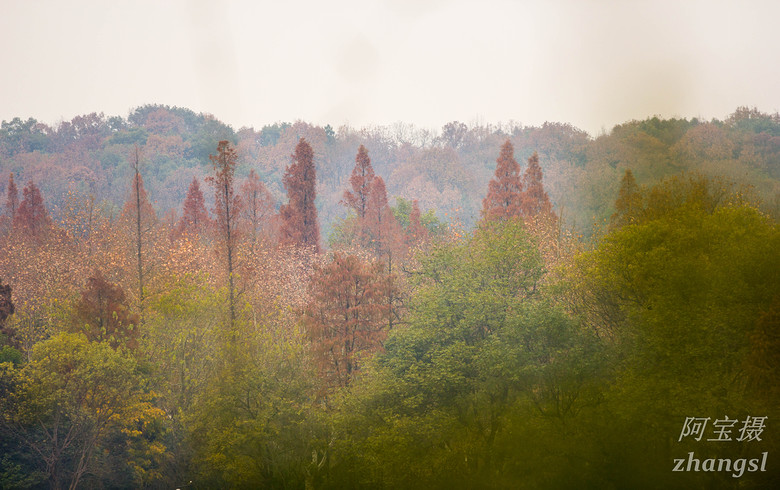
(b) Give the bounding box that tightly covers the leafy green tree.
[0,333,162,489]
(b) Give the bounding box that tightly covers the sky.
[1,0,778,137]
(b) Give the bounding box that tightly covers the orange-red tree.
[481,140,522,221]
[5,172,18,221]
[120,148,156,313]
[364,176,403,259]
[343,144,375,219]
[305,252,398,389]
[72,271,140,350]
[239,169,275,247]
[520,151,553,218]
[206,140,242,332]
[406,199,429,245]
[13,180,52,237]
[280,138,320,252]
[173,177,210,239]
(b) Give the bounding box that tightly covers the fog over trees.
[0,105,778,488]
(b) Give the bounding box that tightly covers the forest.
[0,105,778,488]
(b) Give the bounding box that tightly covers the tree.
[239,169,275,247]
[13,180,51,237]
[72,271,140,350]
[363,176,403,258]
[173,177,210,239]
[610,168,642,228]
[206,140,242,333]
[0,333,159,489]
[120,147,156,314]
[279,138,320,252]
[343,145,375,220]
[305,253,397,389]
[481,140,522,222]
[520,151,553,218]
[406,199,429,245]
[5,173,18,222]
[0,278,15,348]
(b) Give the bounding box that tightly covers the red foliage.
[520,151,553,218]
[5,172,18,221]
[406,199,429,244]
[174,177,211,239]
[13,180,52,237]
[343,144,375,219]
[73,271,140,350]
[364,176,403,257]
[239,169,275,244]
[279,138,320,252]
[120,171,156,222]
[305,252,398,389]
[481,140,522,222]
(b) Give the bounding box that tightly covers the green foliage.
[392,197,446,235]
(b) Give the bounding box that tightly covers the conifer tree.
[611,168,643,228]
[14,180,51,237]
[239,169,275,246]
[174,177,210,238]
[207,140,241,332]
[364,176,402,258]
[305,252,397,389]
[5,172,18,222]
[481,140,522,222]
[73,271,140,350]
[279,138,320,252]
[121,147,155,314]
[343,145,375,219]
[406,199,429,244]
[520,151,553,218]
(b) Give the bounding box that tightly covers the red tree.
[279,138,320,252]
[5,172,18,221]
[520,151,553,218]
[73,271,140,350]
[406,199,429,244]
[239,169,275,246]
[174,177,210,239]
[206,140,242,332]
[120,149,156,313]
[364,176,403,258]
[481,140,522,222]
[13,180,52,236]
[305,252,398,389]
[343,145,375,219]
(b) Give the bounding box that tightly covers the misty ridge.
[1,104,777,240]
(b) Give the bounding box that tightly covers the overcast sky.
[1,0,778,136]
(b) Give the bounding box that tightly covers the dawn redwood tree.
[279,138,320,252]
[121,147,156,314]
[207,140,242,333]
[305,252,397,389]
[364,176,403,259]
[239,169,275,247]
[174,177,210,239]
[481,140,522,222]
[610,168,642,228]
[343,145,375,220]
[406,199,429,245]
[520,151,553,218]
[13,180,52,237]
[5,172,18,221]
[72,271,140,350]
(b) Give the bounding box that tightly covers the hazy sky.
[1,0,778,136]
